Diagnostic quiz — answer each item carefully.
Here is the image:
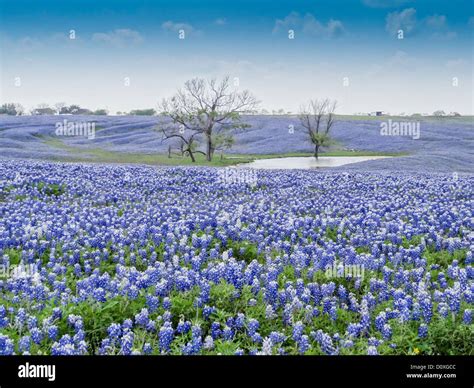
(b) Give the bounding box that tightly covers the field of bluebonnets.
[0,115,473,172]
[0,115,473,355]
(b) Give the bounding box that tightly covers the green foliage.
[66,295,146,353]
[325,226,339,242]
[34,181,67,196]
[227,240,264,264]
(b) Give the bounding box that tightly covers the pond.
[240,156,391,169]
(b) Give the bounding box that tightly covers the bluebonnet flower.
[122,319,133,331]
[19,336,31,353]
[247,318,260,336]
[30,328,43,345]
[368,337,381,347]
[382,324,392,341]
[158,322,174,353]
[203,305,216,319]
[251,332,262,343]
[135,308,150,327]
[367,346,378,355]
[162,311,172,322]
[119,332,134,355]
[74,330,85,343]
[127,285,139,299]
[347,323,363,338]
[265,305,276,320]
[438,302,449,318]
[143,343,153,355]
[313,330,337,355]
[292,321,304,342]
[203,335,214,350]
[188,325,202,354]
[375,312,386,332]
[27,316,38,330]
[223,326,234,341]
[298,335,310,354]
[162,297,172,310]
[234,313,245,329]
[256,337,273,355]
[146,295,159,312]
[16,308,27,327]
[269,331,285,344]
[93,287,106,302]
[463,309,472,325]
[46,325,58,340]
[98,338,112,355]
[265,280,278,305]
[177,320,191,334]
[446,283,461,314]
[107,323,121,338]
[342,340,354,348]
[418,323,428,338]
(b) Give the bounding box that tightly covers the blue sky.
[0,0,472,114]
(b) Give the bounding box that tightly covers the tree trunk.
[314,144,319,160]
[188,149,196,163]
[206,135,212,161]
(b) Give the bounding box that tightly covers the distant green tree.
[93,109,108,116]
[0,103,24,116]
[129,109,156,116]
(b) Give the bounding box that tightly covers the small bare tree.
[159,124,205,163]
[298,99,337,159]
[54,102,66,115]
[160,76,259,161]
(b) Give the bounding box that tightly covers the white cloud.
[273,12,344,37]
[385,8,417,36]
[424,15,457,39]
[17,36,43,50]
[363,0,412,8]
[214,18,227,26]
[425,14,446,29]
[92,29,143,47]
[273,12,300,34]
[162,21,195,35]
[388,50,416,67]
[327,19,345,37]
[445,58,467,68]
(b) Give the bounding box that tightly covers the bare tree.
[159,76,259,161]
[54,102,66,115]
[298,99,337,160]
[158,124,205,163]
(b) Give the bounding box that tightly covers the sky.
[0,0,473,114]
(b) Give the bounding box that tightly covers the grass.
[41,136,403,167]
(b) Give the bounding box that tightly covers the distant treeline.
[0,103,157,116]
